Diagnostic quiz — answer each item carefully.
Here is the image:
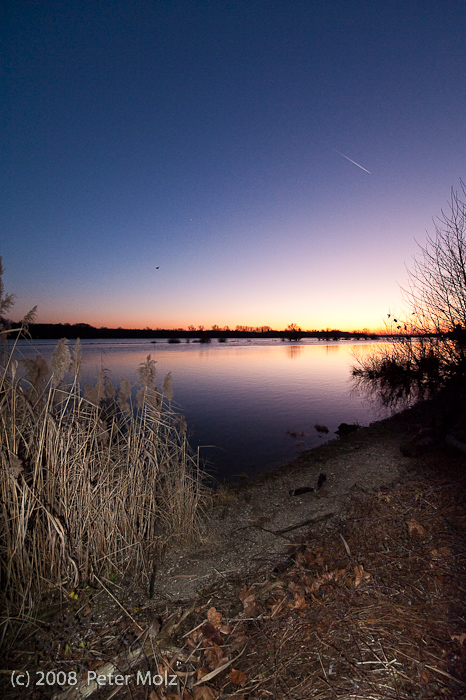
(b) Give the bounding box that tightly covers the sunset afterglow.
[2,1,465,332]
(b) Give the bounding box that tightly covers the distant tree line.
[2,320,382,342]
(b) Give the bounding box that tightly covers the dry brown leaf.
[420,667,431,683]
[333,567,347,581]
[207,606,222,628]
[229,631,249,650]
[451,633,466,645]
[202,622,223,645]
[204,643,227,670]
[88,660,106,671]
[238,584,249,601]
[149,691,164,700]
[289,592,308,610]
[270,600,284,614]
[314,548,326,565]
[353,564,371,588]
[193,686,217,700]
[229,668,247,686]
[197,667,210,681]
[406,518,427,537]
[309,570,335,593]
[239,585,257,616]
[295,547,316,567]
[186,627,203,648]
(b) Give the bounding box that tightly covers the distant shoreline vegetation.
[6,322,385,342]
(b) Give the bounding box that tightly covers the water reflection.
[287,345,303,359]
[12,339,393,482]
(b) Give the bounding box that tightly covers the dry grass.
[0,339,206,644]
[8,454,464,700]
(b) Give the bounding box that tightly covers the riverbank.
[2,401,466,699]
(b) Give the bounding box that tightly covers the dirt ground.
[3,401,466,699]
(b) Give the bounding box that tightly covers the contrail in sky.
[332,148,371,174]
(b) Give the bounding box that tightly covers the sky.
[2,0,465,332]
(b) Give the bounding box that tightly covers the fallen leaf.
[353,564,371,588]
[193,686,217,699]
[88,660,105,671]
[295,548,315,567]
[186,627,204,648]
[333,568,347,581]
[420,667,431,683]
[149,691,163,700]
[406,519,427,537]
[289,592,308,610]
[204,643,227,670]
[238,584,255,604]
[451,633,466,645]
[202,622,223,645]
[239,585,257,616]
[207,606,222,628]
[229,668,247,686]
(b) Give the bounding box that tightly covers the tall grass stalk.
[0,341,205,638]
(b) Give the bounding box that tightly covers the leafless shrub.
[353,182,466,410]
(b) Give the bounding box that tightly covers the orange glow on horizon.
[29,308,381,334]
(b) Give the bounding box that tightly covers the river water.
[11,337,390,482]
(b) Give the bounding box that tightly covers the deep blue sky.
[2,0,465,330]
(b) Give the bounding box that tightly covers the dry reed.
[0,339,206,642]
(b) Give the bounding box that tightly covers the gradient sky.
[2,0,465,331]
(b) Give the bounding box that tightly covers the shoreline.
[150,399,437,603]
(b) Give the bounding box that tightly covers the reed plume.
[117,376,132,412]
[50,338,71,387]
[162,371,174,402]
[136,354,157,386]
[70,337,82,381]
[22,355,49,401]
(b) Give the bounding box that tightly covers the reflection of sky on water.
[12,339,392,482]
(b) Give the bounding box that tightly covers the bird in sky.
[333,148,371,174]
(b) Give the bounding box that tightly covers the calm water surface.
[12,338,390,482]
